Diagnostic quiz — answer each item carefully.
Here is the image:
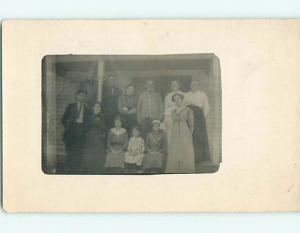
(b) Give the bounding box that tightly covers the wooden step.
[195,162,220,173]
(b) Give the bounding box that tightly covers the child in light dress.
[124,126,145,173]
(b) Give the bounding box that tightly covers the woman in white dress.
[164,80,185,143]
[166,93,195,173]
[185,80,210,163]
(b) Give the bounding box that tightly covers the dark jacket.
[61,103,90,142]
[102,85,122,122]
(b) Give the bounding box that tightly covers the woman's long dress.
[166,107,195,173]
[143,131,167,170]
[186,91,210,162]
[188,105,210,162]
[105,128,128,169]
[83,114,106,174]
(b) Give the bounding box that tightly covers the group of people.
[61,74,210,174]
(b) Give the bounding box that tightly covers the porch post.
[97,59,105,102]
[44,56,57,174]
[209,55,222,164]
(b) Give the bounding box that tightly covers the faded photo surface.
[42,54,222,175]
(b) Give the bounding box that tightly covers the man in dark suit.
[61,90,90,174]
[102,75,122,129]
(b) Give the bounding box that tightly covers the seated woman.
[124,126,145,173]
[104,116,128,174]
[143,120,167,174]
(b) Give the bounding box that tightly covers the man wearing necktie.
[62,90,90,174]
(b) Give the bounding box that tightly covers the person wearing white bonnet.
[143,120,167,173]
[151,120,161,127]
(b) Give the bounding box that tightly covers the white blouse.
[185,90,210,118]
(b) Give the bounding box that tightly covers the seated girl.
[104,116,128,174]
[143,120,167,173]
[124,126,145,173]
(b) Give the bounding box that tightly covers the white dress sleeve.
[164,93,173,115]
[202,92,210,118]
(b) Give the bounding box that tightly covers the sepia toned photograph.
[42,54,222,175]
[4,19,300,213]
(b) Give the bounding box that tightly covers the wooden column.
[97,60,105,102]
[44,56,57,173]
[209,55,222,164]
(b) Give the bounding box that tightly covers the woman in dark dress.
[185,80,210,163]
[118,84,138,134]
[143,120,167,173]
[83,102,106,174]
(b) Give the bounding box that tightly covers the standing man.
[61,90,90,174]
[137,80,164,138]
[102,75,122,130]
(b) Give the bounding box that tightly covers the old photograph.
[42,54,222,175]
[4,19,300,213]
